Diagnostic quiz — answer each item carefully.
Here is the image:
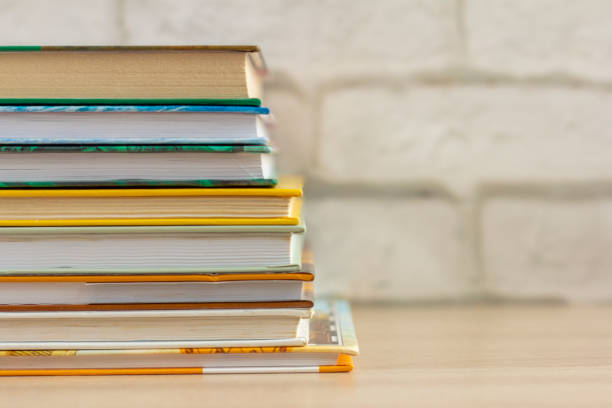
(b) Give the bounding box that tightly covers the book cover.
[0,105,269,113]
[0,307,312,350]
[0,105,270,145]
[0,251,315,282]
[0,145,276,188]
[0,144,271,153]
[0,177,302,227]
[0,300,357,375]
[0,98,263,106]
[0,224,305,275]
[0,45,265,105]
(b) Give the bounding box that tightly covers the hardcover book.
[0,307,312,349]
[0,105,270,145]
[0,145,276,188]
[0,45,265,105]
[0,250,315,310]
[0,224,305,275]
[0,300,357,375]
[0,176,302,227]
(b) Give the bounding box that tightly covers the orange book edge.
[0,356,353,376]
[0,272,314,283]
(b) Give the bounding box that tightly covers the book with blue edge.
[0,45,359,376]
[0,105,270,145]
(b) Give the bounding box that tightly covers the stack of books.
[0,46,358,375]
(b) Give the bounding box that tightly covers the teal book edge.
[0,144,276,188]
[0,145,272,154]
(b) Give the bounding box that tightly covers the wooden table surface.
[3,304,612,407]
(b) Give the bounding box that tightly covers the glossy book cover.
[0,300,358,375]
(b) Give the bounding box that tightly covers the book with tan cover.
[0,46,265,105]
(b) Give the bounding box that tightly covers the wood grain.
[3,304,612,407]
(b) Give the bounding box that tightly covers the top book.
[0,46,265,106]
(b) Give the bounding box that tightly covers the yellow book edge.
[0,198,302,227]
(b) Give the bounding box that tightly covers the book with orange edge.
[0,247,315,308]
[0,281,314,312]
[0,300,357,375]
[0,239,313,283]
[0,176,303,227]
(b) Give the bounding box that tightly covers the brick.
[264,81,314,174]
[305,196,474,300]
[318,85,612,196]
[482,196,612,302]
[0,0,121,44]
[466,0,612,79]
[123,0,460,84]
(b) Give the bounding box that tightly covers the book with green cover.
[0,46,265,106]
[0,145,276,188]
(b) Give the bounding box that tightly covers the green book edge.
[0,179,277,188]
[0,45,260,52]
[0,98,262,107]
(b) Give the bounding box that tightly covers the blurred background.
[3,0,611,303]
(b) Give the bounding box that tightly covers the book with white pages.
[0,307,312,350]
[0,300,357,374]
[0,224,305,275]
[0,105,270,145]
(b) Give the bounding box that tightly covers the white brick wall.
[0,0,121,44]
[123,0,460,84]
[466,0,612,80]
[264,76,314,174]
[317,85,612,197]
[4,0,612,302]
[306,195,475,301]
[482,193,612,302]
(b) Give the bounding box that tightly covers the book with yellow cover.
[0,176,302,227]
[0,300,357,375]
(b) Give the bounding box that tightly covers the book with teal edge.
[0,106,270,145]
[0,145,276,188]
